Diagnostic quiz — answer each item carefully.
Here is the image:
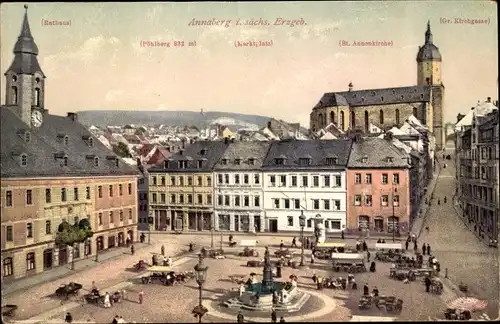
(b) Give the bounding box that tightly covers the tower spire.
[425,20,433,44]
[14,4,38,55]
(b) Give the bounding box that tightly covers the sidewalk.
[412,163,442,239]
[451,196,491,247]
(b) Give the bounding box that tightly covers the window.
[171,194,177,204]
[63,135,69,146]
[26,189,33,205]
[254,174,260,184]
[381,195,389,206]
[334,200,341,210]
[128,183,132,195]
[97,186,102,198]
[63,156,68,166]
[94,157,99,167]
[355,173,362,184]
[248,158,255,165]
[109,211,114,223]
[331,220,341,230]
[365,195,373,206]
[86,187,91,199]
[207,177,212,187]
[98,213,103,225]
[365,174,372,184]
[21,153,28,167]
[275,158,284,165]
[152,193,157,203]
[61,188,67,202]
[323,175,330,187]
[224,196,230,206]
[3,258,13,277]
[119,210,124,222]
[160,193,166,203]
[287,216,294,227]
[302,176,308,187]
[313,199,320,210]
[109,185,113,197]
[234,196,240,206]
[243,174,249,184]
[279,175,286,187]
[294,199,300,209]
[224,174,229,184]
[291,176,297,187]
[118,184,123,196]
[393,195,400,207]
[187,176,193,186]
[74,187,79,201]
[313,176,319,187]
[284,199,290,209]
[27,223,33,238]
[326,157,338,165]
[5,190,13,207]
[234,159,241,165]
[197,194,203,204]
[6,226,13,241]
[151,176,157,186]
[235,175,240,184]
[197,176,203,186]
[273,199,280,208]
[26,253,35,271]
[217,195,223,206]
[179,177,185,186]
[335,175,341,187]
[382,173,388,184]
[207,194,212,205]
[128,209,133,220]
[218,174,223,184]
[298,158,310,166]
[45,220,51,234]
[187,194,193,204]
[269,175,276,186]
[307,219,312,228]
[221,159,227,165]
[324,199,330,210]
[393,173,400,184]
[354,195,362,206]
[244,196,250,207]
[254,196,260,207]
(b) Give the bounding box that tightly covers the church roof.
[314,85,431,109]
[6,5,45,76]
[416,21,442,62]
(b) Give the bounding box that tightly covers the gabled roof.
[348,137,410,168]
[214,141,271,171]
[262,139,352,170]
[0,107,138,178]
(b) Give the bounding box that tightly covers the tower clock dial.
[31,110,43,128]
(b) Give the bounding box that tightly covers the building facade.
[137,165,150,231]
[346,136,411,235]
[148,141,227,232]
[1,8,138,281]
[261,140,352,233]
[310,21,445,149]
[213,142,271,232]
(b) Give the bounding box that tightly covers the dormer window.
[387,156,394,163]
[381,96,384,102]
[420,94,424,100]
[89,138,94,147]
[63,155,68,167]
[94,157,99,167]
[362,156,368,163]
[197,160,203,168]
[64,136,69,146]
[164,160,169,168]
[200,148,207,155]
[82,135,94,147]
[326,157,338,165]
[234,158,241,165]
[372,91,376,96]
[361,97,365,103]
[12,75,17,82]
[20,153,28,167]
[221,159,228,165]
[400,95,404,100]
[298,158,311,166]
[392,90,396,94]
[24,131,31,143]
[115,159,119,167]
[248,158,255,165]
[275,158,284,165]
[178,160,188,169]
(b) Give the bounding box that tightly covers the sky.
[0,1,497,127]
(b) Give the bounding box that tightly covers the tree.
[112,142,132,158]
[55,219,93,270]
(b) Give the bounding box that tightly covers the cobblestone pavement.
[418,151,499,319]
[45,246,460,323]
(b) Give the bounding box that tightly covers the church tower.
[417,20,445,149]
[4,5,46,127]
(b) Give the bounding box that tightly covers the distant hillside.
[76,110,272,128]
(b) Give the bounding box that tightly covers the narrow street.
[418,148,499,318]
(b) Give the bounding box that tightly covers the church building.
[310,21,445,149]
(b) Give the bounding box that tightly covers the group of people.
[237,310,286,323]
[363,283,379,297]
[111,315,127,323]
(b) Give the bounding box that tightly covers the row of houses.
[146,131,432,235]
[455,98,499,244]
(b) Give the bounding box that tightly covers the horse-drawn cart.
[1,304,18,317]
[239,247,259,257]
[55,282,83,299]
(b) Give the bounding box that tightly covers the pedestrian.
[65,312,73,323]
[161,245,165,256]
[427,244,431,255]
[280,240,284,250]
[363,283,369,296]
[405,240,409,251]
[356,241,360,252]
[341,230,345,240]
[237,311,244,323]
[362,240,367,251]
[117,316,125,324]
[291,237,297,248]
[280,316,286,322]
[138,290,144,304]
[312,273,317,283]
[104,292,111,308]
[271,308,277,322]
[366,250,371,262]
[422,243,427,255]
[413,241,418,253]
[381,239,386,243]
[425,276,431,293]
[121,289,126,301]
[112,315,119,324]
[163,255,168,266]
[310,253,315,264]
[130,244,135,255]
[305,237,310,249]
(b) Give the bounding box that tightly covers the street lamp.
[299,211,306,266]
[192,254,208,323]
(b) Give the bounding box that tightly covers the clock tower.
[4,5,46,127]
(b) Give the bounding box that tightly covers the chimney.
[384,132,394,141]
[348,82,353,92]
[487,97,491,103]
[224,137,229,144]
[67,112,78,122]
[267,121,272,129]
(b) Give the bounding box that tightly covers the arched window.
[379,110,384,124]
[350,111,356,129]
[340,111,345,130]
[94,157,99,167]
[63,136,69,146]
[11,86,18,105]
[24,132,31,143]
[330,111,335,124]
[395,109,400,125]
[34,88,41,107]
[3,257,13,277]
[413,107,418,118]
[364,111,369,132]
[88,138,94,147]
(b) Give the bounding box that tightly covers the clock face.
[31,110,43,128]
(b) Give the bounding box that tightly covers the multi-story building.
[148,141,227,231]
[1,8,139,281]
[137,164,150,231]
[213,141,271,232]
[456,99,499,242]
[261,140,352,233]
[346,136,411,235]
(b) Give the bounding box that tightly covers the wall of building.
[346,169,411,234]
